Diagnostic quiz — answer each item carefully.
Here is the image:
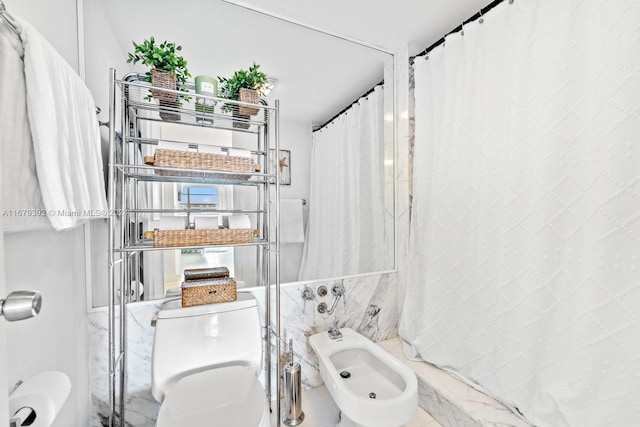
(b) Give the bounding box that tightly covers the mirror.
[84,0,395,307]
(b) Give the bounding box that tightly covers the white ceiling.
[223,0,495,54]
[93,0,493,125]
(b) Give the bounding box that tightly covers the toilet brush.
[282,339,304,426]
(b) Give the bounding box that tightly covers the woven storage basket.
[152,149,254,179]
[181,277,237,307]
[238,88,260,116]
[232,110,251,130]
[158,99,180,121]
[151,69,178,102]
[184,266,229,281]
[152,228,253,248]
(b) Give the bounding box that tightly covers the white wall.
[83,0,134,189]
[0,224,7,424]
[2,0,91,426]
[4,0,79,71]
[233,118,312,285]
[274,118,312,283]
[83,0,132,131]
[83,0,135,308]
[4,230,91,427]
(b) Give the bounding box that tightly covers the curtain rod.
[410,0,510,65]
[313,79,384,133]
[0,0,22,35]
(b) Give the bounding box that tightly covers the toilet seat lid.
[157,365,268,427]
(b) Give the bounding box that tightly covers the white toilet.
[310,328,418,427]
[151,293,271,427]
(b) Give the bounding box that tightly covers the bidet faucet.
[326,283,345,315]
[328,326,343,340]
[326,294,342,315]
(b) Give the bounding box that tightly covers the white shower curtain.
[298,86,385,281]
[400,1,640,426]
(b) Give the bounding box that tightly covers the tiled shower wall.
[88,272,398,426]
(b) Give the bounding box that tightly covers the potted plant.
[127,36,191,121]
[218,63,269,127]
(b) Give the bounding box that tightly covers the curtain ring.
[479,10,484,24]
[461,22,464,36]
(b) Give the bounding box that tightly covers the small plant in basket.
[218,63,269,116]
[127,36,191,120]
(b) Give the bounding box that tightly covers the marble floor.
[273,385,442,427]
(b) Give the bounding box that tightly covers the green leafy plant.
[218,63,269,113]
[127,36,191,84]
[127,36,191,104]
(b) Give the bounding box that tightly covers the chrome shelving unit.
[107,68,281,426]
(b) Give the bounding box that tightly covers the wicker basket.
[152,148,255,179]
[151,228,253,248]
[181,277,237,307]
[238,88,260,116]
[232,110,251,129]
[158,99,181,121]
[151,69,178,102]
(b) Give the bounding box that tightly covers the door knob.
[0,290,42,322]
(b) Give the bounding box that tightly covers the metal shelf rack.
[106,69,281,426]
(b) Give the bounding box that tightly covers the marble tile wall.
[378,338,533,427]
[256,273,399,391]
[89,303,162,427]
[88,272,398,426]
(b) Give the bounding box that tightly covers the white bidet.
[310,328,418,427]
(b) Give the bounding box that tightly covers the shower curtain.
[400,1,640,426]
[298,86,384,281]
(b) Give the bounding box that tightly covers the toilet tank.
[151,292,263,402]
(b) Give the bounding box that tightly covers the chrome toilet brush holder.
[282,339,304,426]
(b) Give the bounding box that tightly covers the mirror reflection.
[85,0,395,307]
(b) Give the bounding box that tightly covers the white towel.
[279,199,304,243]
[20,20,108,230]
[0,23,49,232]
